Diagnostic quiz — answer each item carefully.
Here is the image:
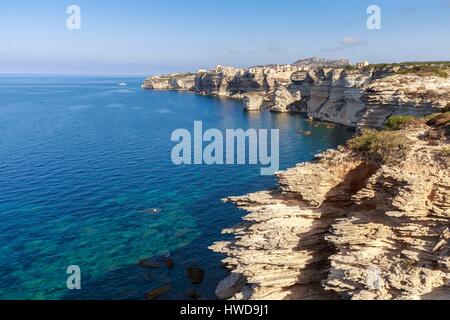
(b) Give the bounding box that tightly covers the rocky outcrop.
[288,68,373,125]
[270,84,298,113]
[358,74,450,127]
[210,125,449,300]
[143,60,450,128]
[215,273,247,300]
[142,59,450,300]
[143,73,196,90]
[244,93,265,111]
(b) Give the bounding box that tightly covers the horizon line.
[2,58,450,78]
[0,73,149,77]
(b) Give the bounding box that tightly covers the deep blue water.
[0,76,353,300]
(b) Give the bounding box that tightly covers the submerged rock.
[187,290,202,300]
[164,257,174,268]
[187,267,205,284]
[298,130,312,136]
[145,284,172,300]
[138,258,161,268]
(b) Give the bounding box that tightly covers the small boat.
[118,82,128,86]
[143,208,161,214]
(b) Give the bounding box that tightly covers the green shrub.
[395,65,449,78]
[384,115,416,131]
[349,129,412,164]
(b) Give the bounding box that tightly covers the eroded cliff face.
[143,60,450,128]
[359,74,450,127]
[210,125,449,300]
[143,73,196,91]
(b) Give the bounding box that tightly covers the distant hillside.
[292,57,350,67]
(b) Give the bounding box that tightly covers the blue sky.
[0,0,449,75]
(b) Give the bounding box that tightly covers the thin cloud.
[225,47,244,55]
[399,7,418,15]
[267,46,285,53]
[225,46,284,55]
[341,37,366,47]
[322,36,367,52]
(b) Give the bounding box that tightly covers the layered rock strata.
[143,59,450,128]
[244,93,265,111]
[210,126,449,300]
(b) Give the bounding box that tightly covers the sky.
[0,0,449,75]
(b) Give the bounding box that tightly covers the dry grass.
[444,103,450,113]
[395,66,448,78]
[426,112,450,127]
[368,61,450,78]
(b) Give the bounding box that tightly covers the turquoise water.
[0,76,353,300]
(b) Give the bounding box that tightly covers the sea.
[0,76,353,299]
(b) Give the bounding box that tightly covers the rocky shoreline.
[143,58,450,128]
[143,58,450,300]
[211,123,449,300]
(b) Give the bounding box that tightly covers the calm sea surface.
[0,76,353,299]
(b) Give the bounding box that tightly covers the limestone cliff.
[210,123,450,300]
[143,59,450,300]
[143,60,450,128]
[143,73,196,91]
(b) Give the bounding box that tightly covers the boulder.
[215,273,246,300]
